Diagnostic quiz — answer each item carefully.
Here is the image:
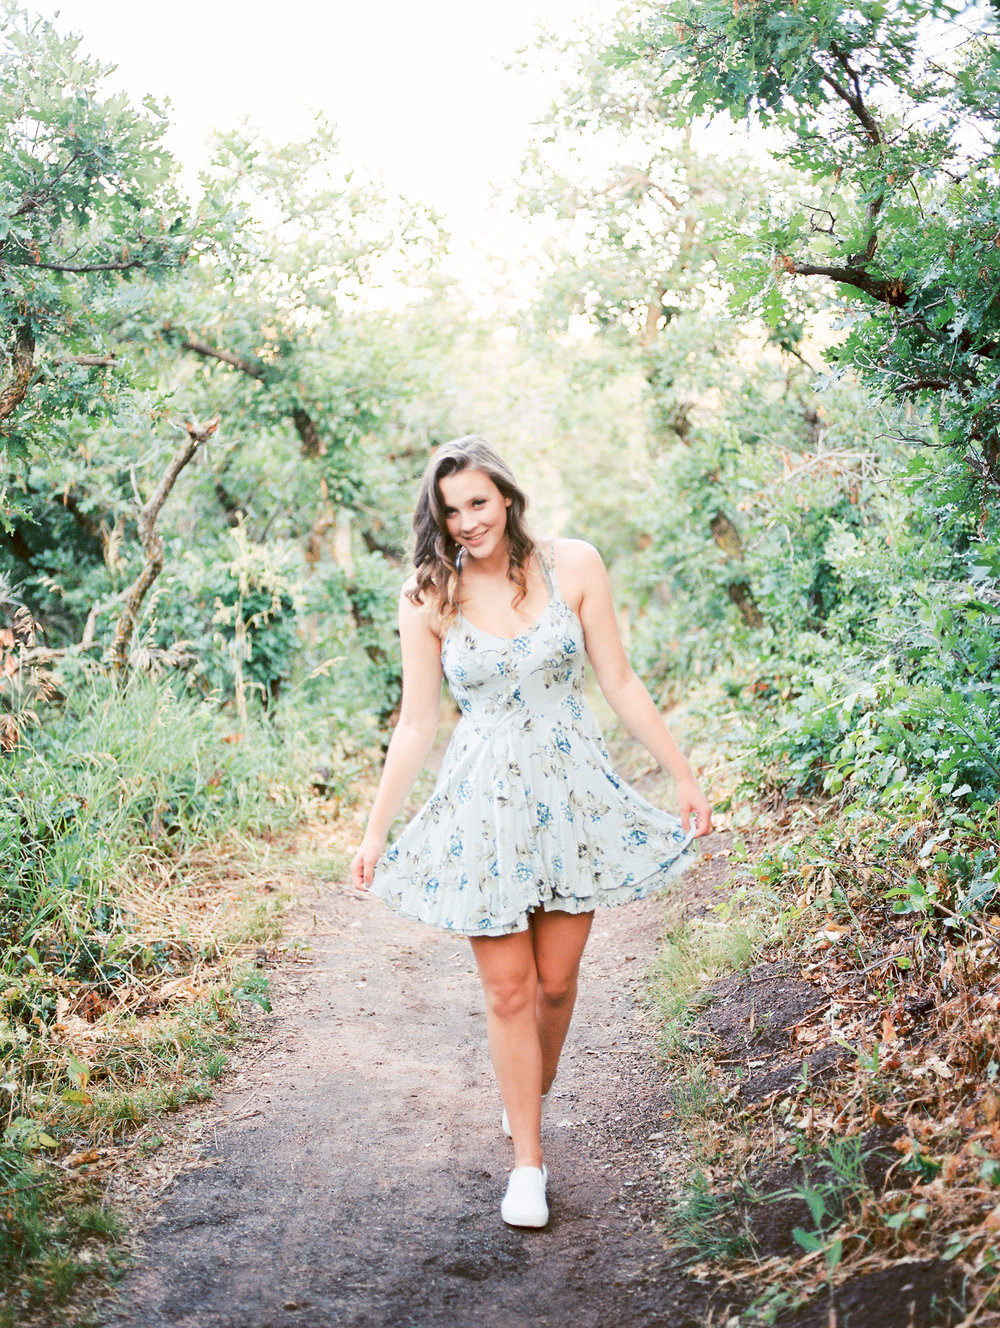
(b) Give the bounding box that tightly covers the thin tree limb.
[178,336,267,379]
[81,593,126,650]
[28,258,146,273]
[110,414,220,671]
[51,354,117,367]
[820,44,885,259]
[11,152,85,217]
[174,331,324,456]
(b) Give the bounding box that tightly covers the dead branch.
[52,354,117,367]
[109,414,220,671]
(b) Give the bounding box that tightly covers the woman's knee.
[537,970,577,1007]
[483,971,536,1021]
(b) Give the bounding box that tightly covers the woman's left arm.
[562,539,713,838]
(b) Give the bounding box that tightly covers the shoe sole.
[501,1209,549,1228]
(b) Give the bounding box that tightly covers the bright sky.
[35,0,622,285]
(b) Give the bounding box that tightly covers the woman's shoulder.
[400,576,448,638]
[547,537,605,574]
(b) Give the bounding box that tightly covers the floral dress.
[369,544,697,936]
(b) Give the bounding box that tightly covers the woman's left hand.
[677,778,713,839]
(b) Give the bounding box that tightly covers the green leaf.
[791,1227,824,1253]
[66,1050,90,1091]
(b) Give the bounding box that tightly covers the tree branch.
[292,406,323,457]
[891,376,958,393]
[821,44,885,260]
[51,354,117,367]
[109,413,220,671]
[11,151,86,217]
[178,336,267,379]
[29,257,146,273]
[81,592,126,650]
[824,44,883,145]
[640,286,667,347]
[787,258,907,307]
[174,330,325,457]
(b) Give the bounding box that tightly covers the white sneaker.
[501,1090,550,1139]
[501,1165,549,1228]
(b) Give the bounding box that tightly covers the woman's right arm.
[350,588,444,888]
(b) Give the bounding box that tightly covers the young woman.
[351,435,711,1229]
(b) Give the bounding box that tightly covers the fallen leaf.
[64,1149,100,1168]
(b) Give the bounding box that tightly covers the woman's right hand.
[350,835,385,890]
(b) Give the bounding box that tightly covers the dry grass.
[653,806,1000,1326]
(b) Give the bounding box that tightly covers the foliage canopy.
[610,0,1000,501]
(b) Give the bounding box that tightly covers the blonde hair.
[408,436,535,628]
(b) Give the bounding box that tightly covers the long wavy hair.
[407,436,535,628]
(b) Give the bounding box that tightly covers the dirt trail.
[99,855,721,1328]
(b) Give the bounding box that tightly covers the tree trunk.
[0,322,36,424]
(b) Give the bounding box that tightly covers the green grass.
[667,1059,721,1123]
[0,671,315,1322]
[668,1169,754,1263]
[648,876,784,1056]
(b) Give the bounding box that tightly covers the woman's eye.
[472,499,485,507]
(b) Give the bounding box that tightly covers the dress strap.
[536,540,558,598]
[455,546,465,625]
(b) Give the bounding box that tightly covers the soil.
[98,854,721,1328]
[95,832,961,1328]
[775,1260,961,1328]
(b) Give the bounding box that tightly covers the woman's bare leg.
[470,930,544,1169]
[530,909,594,1094]
[470,911,594,1168]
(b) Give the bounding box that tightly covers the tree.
[517,28,783,624]
[518,28,774,347]
[0,4,455,694]
[0,2,212,488]
[611,0,1000,503]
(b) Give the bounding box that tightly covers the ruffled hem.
[369,835,697,937]
[368,701,699,937]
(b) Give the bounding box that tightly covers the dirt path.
[99,856,721,1328]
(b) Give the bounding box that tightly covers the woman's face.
[439,468,512,561]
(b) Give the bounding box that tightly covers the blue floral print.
[369,544,696,936]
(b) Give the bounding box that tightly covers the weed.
[205,1052,228,1080]
[649,886,777,1055]
[669,1169,754,1262]
[667,1060,720,1123]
